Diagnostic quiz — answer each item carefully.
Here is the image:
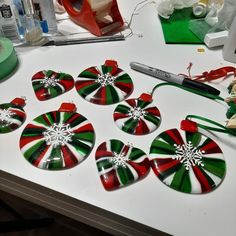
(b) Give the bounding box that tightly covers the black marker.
[130,62,220,96]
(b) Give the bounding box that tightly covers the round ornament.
[32,70,74,101]
[149,128,226,194]
[19,103,95,170]
[113,93,161,135]
[0,97,26,133]
[96,139,150,190]
[75,60,134,105]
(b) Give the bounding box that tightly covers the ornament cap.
[11,97,26,107]
[139,93,153,102]
[58,102,77,112]
[104,60,118,74]
[180,120,198,133]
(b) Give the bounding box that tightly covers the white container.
[222,15,236,63]
[32,0,58,34]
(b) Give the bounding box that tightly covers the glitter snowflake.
[43,123,74,147]
[0,108,15,127]
[40,73,59,88]
[172,141,205,170]
[128,107,146,120]
[96,73,116,87]
[111,152,130,168]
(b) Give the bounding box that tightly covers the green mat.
[160,8,204,44]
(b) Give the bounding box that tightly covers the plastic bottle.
[222,15,236,63]
[32,0,58,35]
[193,0,209,18]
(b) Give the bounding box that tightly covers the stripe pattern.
[96,139,150,190]
[75,65,133,105]
[113,97,161,135]
[0,103,26,133]
[20,110,95,170]
[32,70,74,101]
[149,128,226,194]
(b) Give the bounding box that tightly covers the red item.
[61,0,124,36]
[180,120,198,133]
[58,103,77,112]
[11,97,26,107]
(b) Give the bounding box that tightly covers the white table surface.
[1,1,236,235]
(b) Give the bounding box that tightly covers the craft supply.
[42,34,125,47]
[130,62,220,96]
[149,125,226,194]
[19,102,95,170]
[75,60,134,105]
[31,70,74,101]
[113,93,161,135]
[0,37,18,81]
[0,97,26,133]
[95,139,150,190]
[222,15,236,63]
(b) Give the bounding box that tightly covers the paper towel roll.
[0,37,18,81]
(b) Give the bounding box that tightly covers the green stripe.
[115,74,132,82]
[171,165,191,193]
[79,70,98,79]
[102,65,111,74]
[115,104,130,114]
[48,86,63,98]
[70,139,91,156]
[129,147,145,161]
[22,128,45,136]
[62,112,73,123]
[186,132,201,147]
[117,166,135,185]
[159,131,182,146]
[24,140,46,162]
[73,132,94,142]
[69,115,87,128]
[34,115,50,127]
[202,158,226,178]
[106,85,120,104]
[122,118,138,133]
[48,146,63,170]
[110,140,123,154]
[78,83,100,97]
[150,140,176,155]
[158,162,182,180]
[144,113,161,126]
[137,100,149,109]
[97,159,113,172]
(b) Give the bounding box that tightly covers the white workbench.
[1,1,236,235]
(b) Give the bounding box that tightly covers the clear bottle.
[222,15,236,63]
[32,0,58,35]
[193,0,209,18]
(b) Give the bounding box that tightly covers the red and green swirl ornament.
[96,139,150,190]
[113,93,161,135]
[0,97,26,133]
[75,60,134,105]
[149,121,226,194]
[32,70,74,101]
[19,103,95,170]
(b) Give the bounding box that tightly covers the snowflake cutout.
[128,107,146,120]
[172,141,205,170]
[40,73,59,88]
[0,108,15,127]
[43,123,74,147]
[111,151,130,168]
[96,73,116,87]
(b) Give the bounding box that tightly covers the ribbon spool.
[0,37,18,81]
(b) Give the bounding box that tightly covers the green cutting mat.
[160,8,204,44]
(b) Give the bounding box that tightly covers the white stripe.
[65,142,86,163]
[21,138,45,154]
[37,145,54,169]
[189,168,202,193]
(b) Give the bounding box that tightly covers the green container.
[0,37,18,81]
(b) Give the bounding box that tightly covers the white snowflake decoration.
[40,73,59,88]
[111,151,130,168]
[0,108,15,127]
[96,73,116,87]
[43,123,74,147]
[172,141,205,170]
[128,107,146,120]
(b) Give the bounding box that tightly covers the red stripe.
[114,82,133,94]
[59,78,74,91]
[73,123,94,133]
[32,71,45,80]
[135,119,150,135]
[100,169,120,190]
[96,150,113,159]
[145,107,161,116]
[19,135,44,148]
[113,113,129,121]
[192,166,211,192]
[155,158,180,172]
[166,129,184,145]
[126,99,136,108]
[200,140,222,154]
[61,145,79,167]
[128,158,150,177]
[65,113,81,124]
[86,67,100,75]
[35,87,48,101]
[42,114,52,126]
[75,80,96,91]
